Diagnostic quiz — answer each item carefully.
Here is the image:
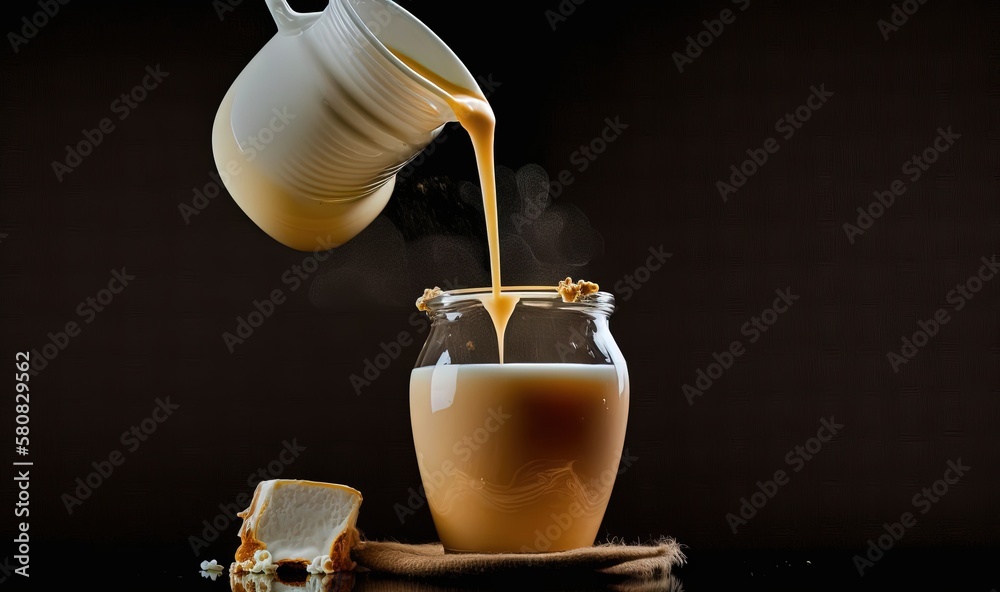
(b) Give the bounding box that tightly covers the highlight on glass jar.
[408,287,629,554]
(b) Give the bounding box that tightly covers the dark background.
[1,0,998,587]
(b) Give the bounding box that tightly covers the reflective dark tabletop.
[17,541,999,591]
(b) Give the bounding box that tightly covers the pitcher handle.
[265,0,319,35]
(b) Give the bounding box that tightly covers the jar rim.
[423,286,616,315]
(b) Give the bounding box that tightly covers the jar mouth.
[424,286,616,315]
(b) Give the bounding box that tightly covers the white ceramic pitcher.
[212,0,483,251]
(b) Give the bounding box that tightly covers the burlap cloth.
[350,537,686,591]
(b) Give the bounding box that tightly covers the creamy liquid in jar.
[409,363,629,552]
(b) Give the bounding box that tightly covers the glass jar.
[409,288,629,553]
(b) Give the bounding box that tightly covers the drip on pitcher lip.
[423,286,616,315]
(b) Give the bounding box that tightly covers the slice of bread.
[232,479,363,574]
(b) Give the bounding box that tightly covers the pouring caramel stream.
[392,50,519,363]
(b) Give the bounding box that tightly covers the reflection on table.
[229,571,356,592]
[228,569,682,592]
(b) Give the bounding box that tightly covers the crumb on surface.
[415,287,443,311]
[466,340,475,351]
[557,277,600,302]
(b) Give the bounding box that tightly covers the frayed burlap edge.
[351,536,686,581]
